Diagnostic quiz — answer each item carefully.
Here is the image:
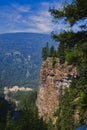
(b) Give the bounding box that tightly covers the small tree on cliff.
[42,42,49,61]
[49,45,56,57]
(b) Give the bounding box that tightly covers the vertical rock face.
[36,58,78,120]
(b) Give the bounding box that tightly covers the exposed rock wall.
[36,58,78,120]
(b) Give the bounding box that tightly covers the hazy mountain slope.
[0,33,57,89]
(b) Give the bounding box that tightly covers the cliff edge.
[36,58,78,120]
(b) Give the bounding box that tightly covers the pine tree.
[42,42,49,61]
[5,112,13,130]
[49,45,56,57]
[49,0,87,129]
[49,0,87,64]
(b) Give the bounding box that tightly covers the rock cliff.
[36,58,78,120]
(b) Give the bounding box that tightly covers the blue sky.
[0,0,67,34]
[0,0,86,34]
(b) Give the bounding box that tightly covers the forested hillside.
[0,92,48,130]
[0,33,56,89]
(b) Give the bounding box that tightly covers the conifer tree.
[5,112,13,130]
[49,45,56,57]
[42,42,49,61]
[49,0,87,129]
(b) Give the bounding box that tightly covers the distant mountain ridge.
[0,32,57,89]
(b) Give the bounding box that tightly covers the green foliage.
[3,91,48,130]
[49,45,56,57]
[0,96,15,130]
[47,118,56,130]
[5,112,13,130]
[0,122,5,130]
[50,0,87,26]
[42,43,57,61]
[49,0,87,129]
[42,42,49,61]
[57,42,65,64]
[79,92,87,106]
[65,48,79,65]
[55,88,75,130]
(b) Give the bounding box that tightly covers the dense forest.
[0,0,87,129]
[0,92,49,130]
[0,33,56,89]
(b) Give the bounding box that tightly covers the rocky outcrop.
[36,58,78,120]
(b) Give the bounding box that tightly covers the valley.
[0,33,57,89]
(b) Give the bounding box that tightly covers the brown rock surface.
[36,58,78,120]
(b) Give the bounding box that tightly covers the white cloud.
[11,4,31,13]
[0,2,63,34]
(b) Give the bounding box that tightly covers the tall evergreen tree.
[5,112,13,130]
[49,0,87,129]
[49,45,56,57]
[49,0,87,63]
[42,42,49,61]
